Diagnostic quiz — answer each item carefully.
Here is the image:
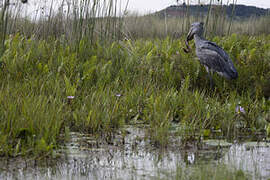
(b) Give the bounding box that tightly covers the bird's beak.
[183,27,194,53]
[186,27,195,41]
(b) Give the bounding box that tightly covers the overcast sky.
[126,0,270,14]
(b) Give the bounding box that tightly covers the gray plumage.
[186,22,238,80]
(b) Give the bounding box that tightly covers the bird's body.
[185,22,238,81]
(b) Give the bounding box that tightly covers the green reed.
[0,33,269,156]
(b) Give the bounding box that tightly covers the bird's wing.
[196,41,234,73]
[197,47,227,73]
[200,41,231,62]
[196,40,238,79]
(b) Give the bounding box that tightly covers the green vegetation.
[0,33,269,156]
[173,163,250,180]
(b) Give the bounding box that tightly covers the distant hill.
[155,4,270,19]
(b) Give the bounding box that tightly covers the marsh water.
[1,126,270,180]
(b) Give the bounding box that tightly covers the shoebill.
[183,22,238,86]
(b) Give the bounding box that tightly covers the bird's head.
[187,22,204,41]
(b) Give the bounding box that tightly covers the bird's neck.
[194,34,205,44]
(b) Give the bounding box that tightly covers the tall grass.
[3,0,127,48]
[0,0,10,57]
[1,0,270,42]
[0,34,269,156]
[121,14,270,39]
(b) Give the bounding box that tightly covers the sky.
[125,0,270,14]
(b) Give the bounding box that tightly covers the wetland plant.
[0,34,269,156]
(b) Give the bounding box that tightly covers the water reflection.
[0,127,270,180]
[224,142,270,180]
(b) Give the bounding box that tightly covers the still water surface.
[1,126,270,180]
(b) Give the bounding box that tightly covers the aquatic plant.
[0,33,269,156]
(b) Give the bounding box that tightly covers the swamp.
[0,0,270,179]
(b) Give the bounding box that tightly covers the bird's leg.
[205,66,214,88]
[208,71,214,89]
